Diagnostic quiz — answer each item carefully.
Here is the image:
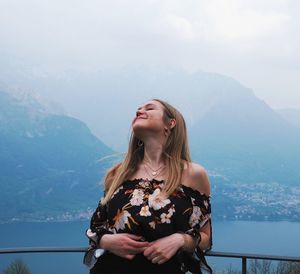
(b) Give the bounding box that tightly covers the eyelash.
[136,107,154,112]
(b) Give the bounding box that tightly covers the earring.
[138,139,144,147]
[164,128,169,136]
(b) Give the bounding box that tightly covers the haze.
[0,0,299,109]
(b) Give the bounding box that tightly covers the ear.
[169,118,176,129]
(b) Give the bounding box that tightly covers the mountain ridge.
[1,68,300,222]
[276,108,300,128]
[0,90,116,222]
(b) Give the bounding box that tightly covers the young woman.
[84,99,212,274]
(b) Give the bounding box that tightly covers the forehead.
[137,100,164,110]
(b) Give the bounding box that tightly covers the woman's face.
[132,100,166,137]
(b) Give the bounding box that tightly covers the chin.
[132,126,145,139]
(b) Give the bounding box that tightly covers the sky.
[0,0,299,109]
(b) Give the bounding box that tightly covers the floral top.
[85,178,212,272]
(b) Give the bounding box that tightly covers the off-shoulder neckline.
[125,177,211,199]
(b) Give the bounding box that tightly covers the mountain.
[0,90,115,222]
[3,68,300,186]
[35,67,300,186]
[2,67,247,152]
[2,68,300,221]
[189,79,300,186]
[276,108,300,128]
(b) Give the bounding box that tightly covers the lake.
[0,220,299,273]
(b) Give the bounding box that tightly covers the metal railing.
[206,250,300,273]
[1,247,300,274]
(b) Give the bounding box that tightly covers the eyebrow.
[137,103,156,110]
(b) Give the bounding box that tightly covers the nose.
[136,109,144,117]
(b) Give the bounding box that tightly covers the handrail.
[1,247,300,273]
[206,250,300,274]
[0,246,88,254]
[206,250,300,262]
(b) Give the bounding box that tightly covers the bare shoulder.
[183,162,211,196]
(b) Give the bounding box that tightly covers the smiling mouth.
[133,116,148,125]
[134,116,147,121]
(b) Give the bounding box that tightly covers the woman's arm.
[88,199,149,260]
[188,163,212,251]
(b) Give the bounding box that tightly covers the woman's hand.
[101,233,149,260]
[143,233,184,264]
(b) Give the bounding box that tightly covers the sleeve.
[177,192,213,274]
[86,199,113,248]
[187,191,212,252]
[83,199,113,269]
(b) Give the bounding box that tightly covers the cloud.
[0,0,296,58]
[0,0,299,108]
[202,0,290,40]
[156,14,195,41]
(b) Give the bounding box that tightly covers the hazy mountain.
[190,87,300,185]
[20,67,299,186]
[276,108,300,128]
[1,68,300,221]
[2,68,300,186]
[1,67,254,151]
[0,90,115,222]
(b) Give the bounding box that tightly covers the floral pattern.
[148,188,171,210]
[139,205,151,217]
[129,189,144,206]
[113,209,131,230]
[87,178,211,248]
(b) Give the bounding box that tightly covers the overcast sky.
[1,0,299,109]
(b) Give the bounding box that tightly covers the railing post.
[242,257,247,274]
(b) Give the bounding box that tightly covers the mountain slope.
[0,90,115,222]
[189,82,300,185]
[2,68,300,221]
[276,108,300,128]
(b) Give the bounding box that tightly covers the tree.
[276,261,300,274]
[3,258,30,274]
[250,259,273,274]
[224,259,300,274]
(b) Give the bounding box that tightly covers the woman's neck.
[143,141,165,168]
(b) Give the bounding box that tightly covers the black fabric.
[90,252,184,274]
[85,178,213,274]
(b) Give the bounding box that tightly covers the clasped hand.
[101,233,149,260]
[143,233,184,264]
[102,233,183,264]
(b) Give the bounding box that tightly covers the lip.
[133,116,147,123]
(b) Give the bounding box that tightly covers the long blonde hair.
[101,99,191,205]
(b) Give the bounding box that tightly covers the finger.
[143,245,155,257]
[126,241,149,253]
[127,239,149,248]
[125,234,143,240]
[125,241,149,254]
[124,254,136,260]
[157,258,166,265]
[126,246,148,255]
[152,256,160,264]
